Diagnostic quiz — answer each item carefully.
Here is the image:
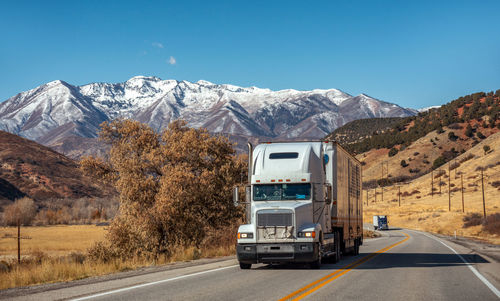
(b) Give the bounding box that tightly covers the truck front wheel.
[239,262,252,269]
[309,243,322,269]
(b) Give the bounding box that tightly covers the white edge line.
[70,264,238,301]
[415,230,500,299]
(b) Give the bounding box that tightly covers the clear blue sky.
[1,0,499,108]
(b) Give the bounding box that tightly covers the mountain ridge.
[0,76,416,157]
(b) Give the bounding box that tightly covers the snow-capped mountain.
[0,76,416,155]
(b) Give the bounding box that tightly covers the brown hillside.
[0,131,113,206]
[359,120,499,185]
[363,131,500,244]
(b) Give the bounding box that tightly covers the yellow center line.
[278,232,410,301]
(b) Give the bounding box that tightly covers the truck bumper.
[237,243,318,264]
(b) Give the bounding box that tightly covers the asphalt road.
[4,229,500,301]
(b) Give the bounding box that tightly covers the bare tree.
[3,197,36,263]
[81,119,246,259]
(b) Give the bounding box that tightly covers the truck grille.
[257,212,293,227]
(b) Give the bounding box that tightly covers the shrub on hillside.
[448,131,458,141]
[465,124,474,137]
[483,145,491,154]
[433,156,446,170]
[482,213,500,235]
[476,131,486,139]
[388,147,398,157]
[448,123,463,130]
[463,213,482,228]
[459,153,475,163]
[400,160,408,168]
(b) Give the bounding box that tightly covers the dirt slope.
[0,131,113,205]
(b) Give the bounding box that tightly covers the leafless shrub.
[459,153,475,163]
[434,170,446,178]
[448,123,463,130]
[463,213,482,228]
[87,241,119,263]
[482,213,500,235]
[450,161,460,170]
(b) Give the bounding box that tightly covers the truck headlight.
[298,231,316,238]
[237,232,254,239]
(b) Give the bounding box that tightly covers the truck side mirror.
[245,185,251,203]
[324,185,332,205]
[233,186,239,207]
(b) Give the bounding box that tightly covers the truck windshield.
[253,184,311,201]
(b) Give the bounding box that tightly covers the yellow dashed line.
[279,232,410,301]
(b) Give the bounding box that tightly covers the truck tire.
[239,262,252,269]
[309,243,321,269]
[332,230,341,263]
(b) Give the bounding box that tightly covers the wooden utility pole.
[381,162,384,203]
[448,163,451,211]
[366,189,368,206]
[431,169,434,198]
[439,172,442,195]
[374,187,377,203]
[17,218,20,264]
[398,186,401,207]
[461,174,464,213]
[481,170,486,218]
[454,159,457,178]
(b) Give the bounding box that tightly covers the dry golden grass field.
[362,131,500,244]
[0,224,235,290]
[0,225,107,258]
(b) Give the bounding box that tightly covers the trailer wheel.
[332,230,341,263]
[239,262,252,269]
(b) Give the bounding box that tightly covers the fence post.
[481,170,486,218]
[398,186,401,207]
[448,163,451,211]
[461,173,464,213]
[431,169,434,198]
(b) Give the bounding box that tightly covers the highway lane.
[4,229,499,301]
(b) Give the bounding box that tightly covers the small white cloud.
[152,42,164,48]
[168,56,176,65]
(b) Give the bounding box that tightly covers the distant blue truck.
[373,215,388,230]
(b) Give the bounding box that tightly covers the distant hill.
[342,90,500,186]
[0,131,114,206]
[325,117,403,146]
[335,90,500,155]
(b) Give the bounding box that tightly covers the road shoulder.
[0,255,236,300]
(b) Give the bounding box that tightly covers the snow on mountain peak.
[196,80,215,86]
[0,76,417,150]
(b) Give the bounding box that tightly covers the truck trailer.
[373,215,388,230]
[234,141,362,269]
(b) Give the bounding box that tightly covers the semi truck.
[373,215,388,230]
[233,141,363,269]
